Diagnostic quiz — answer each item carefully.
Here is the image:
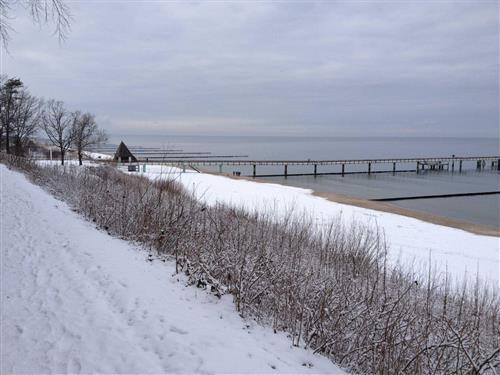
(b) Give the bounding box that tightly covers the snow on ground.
[83,151,113,160]
[129,165,499,286]
[0,164,344,374]
[36,159,101,167]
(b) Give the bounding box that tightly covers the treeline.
[0,76,107,165]
[3,154,498,374]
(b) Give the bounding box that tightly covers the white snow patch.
[83,151,113,160]
[0,164,344,374]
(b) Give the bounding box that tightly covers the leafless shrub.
[3,154,499,374]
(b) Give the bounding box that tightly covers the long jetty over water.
[132,155,500,177]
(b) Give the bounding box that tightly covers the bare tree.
[11,90,42,156]
[71,111,107,165]
[0,0,71,49]
[0,74,6,150]
[41,99,72,165]
[0,77,23,153]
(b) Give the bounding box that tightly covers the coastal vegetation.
[2,153,498,374]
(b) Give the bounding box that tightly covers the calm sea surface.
[109,135,500,229]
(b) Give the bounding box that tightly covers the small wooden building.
[114,141,137,163]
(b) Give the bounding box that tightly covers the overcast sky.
[2,1,498,137]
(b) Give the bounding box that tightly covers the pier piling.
[132,155,498,177]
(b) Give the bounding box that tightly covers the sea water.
[108,135,500,229]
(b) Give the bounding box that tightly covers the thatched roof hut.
[114,141,137,162]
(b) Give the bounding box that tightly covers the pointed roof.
[114,141,137,162]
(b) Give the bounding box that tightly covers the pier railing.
[130,155,500,177]
[134,155,499,165]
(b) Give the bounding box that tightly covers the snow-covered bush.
[3,153,499,374]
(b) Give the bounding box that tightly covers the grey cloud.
[3,1,498,137]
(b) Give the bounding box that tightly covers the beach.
[208,169,500,237]
[124,164,500,286]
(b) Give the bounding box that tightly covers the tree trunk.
[78,151,83,166]
[60,148,65,165]
[14,138,22,156]
[6,125,10,154]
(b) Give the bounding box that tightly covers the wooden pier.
[130,155,500,177]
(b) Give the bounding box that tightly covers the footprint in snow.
[15,325,24,335]
[118,281,128,288]
[68,358,82,373]
[169,326,188,335]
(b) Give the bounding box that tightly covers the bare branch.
[0,0,71,49]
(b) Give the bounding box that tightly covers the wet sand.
[207,170,500,237]
[313,191,499,237]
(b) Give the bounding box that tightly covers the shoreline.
[206,170,500,237]
[313,191,500,237]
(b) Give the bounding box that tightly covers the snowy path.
[0,165,343,374]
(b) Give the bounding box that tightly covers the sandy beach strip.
[313,191,499,237]
[210,170,499,237]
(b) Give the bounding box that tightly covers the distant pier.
[94,144,499,178]
[128,155,500,177]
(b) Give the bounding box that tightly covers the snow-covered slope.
[131,165,499,286]
[0,164,344,374]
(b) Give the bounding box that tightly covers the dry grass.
[3,154,499,374]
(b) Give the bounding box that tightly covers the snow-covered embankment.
[132,165,499,286]
[0,164,343,374]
